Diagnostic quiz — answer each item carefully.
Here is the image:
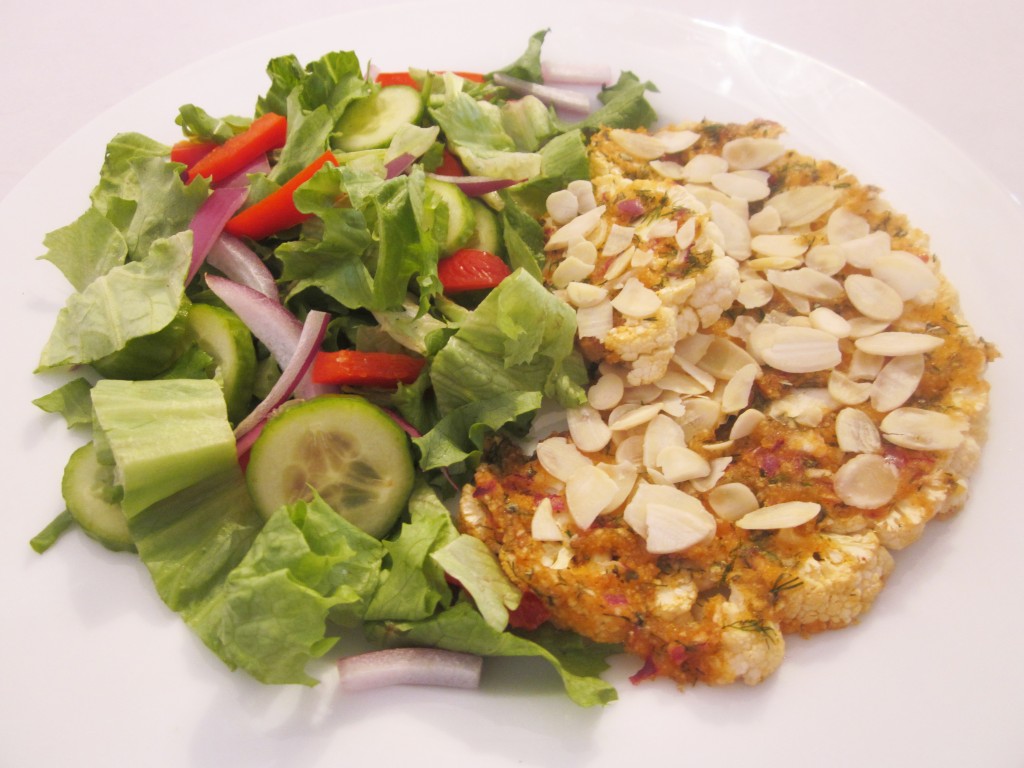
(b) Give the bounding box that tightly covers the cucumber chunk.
[465,198,503,255]
[62,442,133,552]
[424,177,476,255]
[186,303,257,424]
[335,85,424,152]
[246,395,414,538]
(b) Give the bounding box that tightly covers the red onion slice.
[233,309,329,440]
[385,152,416,179]
[188,187,249,283]
[426,173,523,197]
[221,154,271,188]
[206,274,301,365]
[492,72,591,114]
[336,648,483,692]
[540,61,614,85]
[206,233,279,302]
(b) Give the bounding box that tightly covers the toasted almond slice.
[677,397,722,441]
[838,230,890,269]
[550,256,596,288]
[675,217,697,251]
[602,223,636,257]
[767,267,844,300]
[870,354,925,412]
[766,185,840,227]
[736,501,821,530]
[611,278,662,319]
[855,332,944,356]
[844,274,905,322]
[567,239,598,265]
[727,314,760,343]
[545,205,607,251]
[682,154,730,183]
[674,332,714,364]
[546,189,580,225]
[656,393,687,418]
[722,363,759,414]
[871,250,940,303]
[540,544,574,570]
[708,482,760,522]
[688,456,733,493]
[568,179,597,212]
[698,337,761,379]
[673,356,717,392]
[531,497,563,541]
[880,407,967,451]
[808,306,852,338]
[828,369,872,405]
[623,482,695,537]
[658,278,697,307]
[642,414,687,467]
[588,371,626,411]
[596,461,639,511]
[846,316,891,339]
[722,137,786,170]
[642,218,679,242]
[737,278,774,309]
[835,407,882,453]
[710,202,752,259]
[615,434,645,467]
[654,128,701,153]
[645,501,718,554]
[609,128,667,160]
[766,388,837,428]
[748,205,782,235]
[576,300,613,340]
[649,159,687,181]
[745,255,803,271]
[600,248,634,284]
[711,172,771,202]
[630,248,654,268]
[566,281,608,308]
[566,404,612,452]
[804,244,847,276]
[657,445,712,483]
[729,408,765,440]
[833,454,898,509]
[847,349,885,381]
[566,464,620,529]
[747,324,842,373]
[751,234,810,260]
[826,207,871,245]
[536,436,592,482]
[609,402,663,431]
[657,370,708,396]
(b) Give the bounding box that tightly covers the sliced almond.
[641,218,679,242]
[596,461,639,511]
[828,369,872,405]
[611,277,662,319]
[565,464,620,529]
[688,456,733,493]
[608,402,663,431]
[767,267,844,300]
[675,217,697,251]
[642,414,687,468]
[880,407,967,451]
[855,332,944,356]
[609,128,667,160]
[550,256,596,288]
[737,279,774,309]
[568,179,597,212]
[566,404,612,452]
[682,154,729,183]
[654,128,701,153]
[804,244,847,275]
[847,349,885,381]
[656,369,708,396]
[649,159,687,181]
[698,337,761,379]
[729,408,765,440]
[545,205,607,251]
[748,205,782,235]
[826,207,870,245]
[657,445,712,483]
[644,501,718,554]
[567,239,598,265]
[751,234,810,260]
[765,185,840,227]
[766,388,837,428]
[809,306,852,338]
[602,223,636,257]
[546,189,580,225]
[736,501,821,530]
[677,397,722,441]
[588,372,626,411]
[624,481,698,537]
[566,281,609,308]
[711,172,770,202]
[600,248,634,284]
[870,354,925,412]
[721,363,759,414]
[833,454,898,509]
[722,137,785,170]
[835,407,882,453]
[707,482,760,522]
[614,434,645,467]
[710,202,752,259]
[844,274,905,322]
[745,255,803,272]
[747,323,842,373]
[870,250,940,303]
[837,230,890,269]
[576,300,613,340]
[846,316,891,339]
[536,436,592,482]
[673,356,717,393]
[531,497,563,541]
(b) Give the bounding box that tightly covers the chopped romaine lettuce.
[32,377,93,428]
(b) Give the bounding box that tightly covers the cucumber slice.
[465,199,503,255]
[335,85,424,152]
[424,177,476,255]
[246,395,414,538]
[62,442,133,552]
[186,303,257,424]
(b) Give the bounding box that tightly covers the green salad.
[30,30,658,707]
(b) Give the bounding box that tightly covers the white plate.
[3,2,1022,766]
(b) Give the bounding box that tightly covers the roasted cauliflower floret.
[701,587,785,686]
[603,306,678,385]
[772,531,895,634]
[688,255,740,327]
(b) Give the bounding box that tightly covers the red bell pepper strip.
[186,112,288,184]
[375,71,485,89]
[433,148,465,177]
[311,349,426,388]
[224,150,339,241]
[170,139,217,169]
[437,248,511,294]
[507,591,551,630]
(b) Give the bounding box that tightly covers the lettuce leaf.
[431,534,522,631]
[174,104,249,143]
[32,377,93,428]
[39,207,127,291]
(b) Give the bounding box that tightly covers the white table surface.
[2,0,1021,209]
